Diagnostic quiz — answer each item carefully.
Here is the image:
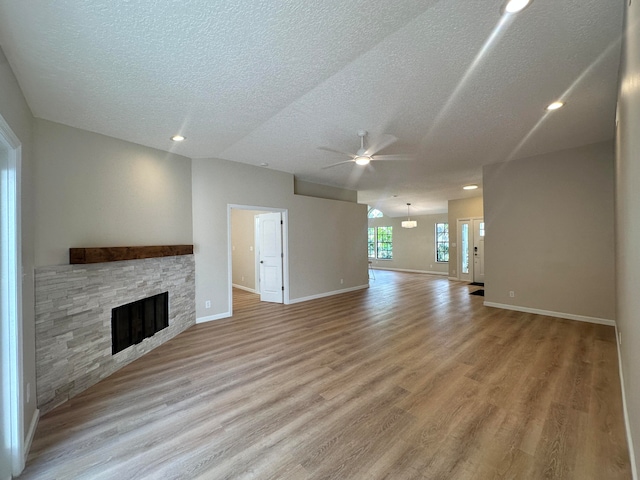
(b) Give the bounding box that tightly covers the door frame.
[456,216,483,282]
[227,204,289,316]
[0,114,25,475]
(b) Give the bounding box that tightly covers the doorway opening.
[227,205,289,317]
[1,115,24,476]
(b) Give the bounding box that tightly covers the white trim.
[372,266,448,276]
[0,114,24,476]
[615,324,639,480]
[288,284,369,304]
[232,283,257,294]
[483,301,615,326]
[23,409,39,464]
[448,276,461,281]
[196,311,231,324]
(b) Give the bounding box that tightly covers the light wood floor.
[21,271,631,479]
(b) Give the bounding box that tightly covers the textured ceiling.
[0,0,624,216]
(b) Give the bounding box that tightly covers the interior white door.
[473,219,485,283]
[457,219,472,282]
[257,212,283,303]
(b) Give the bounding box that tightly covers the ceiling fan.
[319,130,411,169]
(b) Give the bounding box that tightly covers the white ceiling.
[0,0,624,216]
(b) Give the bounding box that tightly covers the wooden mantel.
[69,245,194,264]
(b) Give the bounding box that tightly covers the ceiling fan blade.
[317,146,356,158]
[371,154,413,161]
[321,159,356,169]
[365,134,398,156]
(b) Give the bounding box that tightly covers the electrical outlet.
[26,383,30,403]
[509,291,515,298]
[205,300,211,309]
[241,276,244,281]
[619,331,622,346]
[250,246,253,251]
[340,278,344,284]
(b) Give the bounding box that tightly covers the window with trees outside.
[436,223,449,262]
[368,227,376,258]
[368,226,393,259]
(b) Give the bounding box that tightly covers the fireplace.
[35,254,195,414]
[111,292,169,354]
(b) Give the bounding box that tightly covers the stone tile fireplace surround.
[35,254,195,414]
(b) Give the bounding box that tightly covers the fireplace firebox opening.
[111,292,169,354]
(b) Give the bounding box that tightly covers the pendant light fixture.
[402,203,417,228]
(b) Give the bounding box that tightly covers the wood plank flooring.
[20,270,631,479]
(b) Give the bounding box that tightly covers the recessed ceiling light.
[260,162,269,167]
[171,135,185,142]
[504,0,531,13]
[463,184,479,190]
[546,101,565,111]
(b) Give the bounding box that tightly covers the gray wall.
[447,196,484,279]
[294,178,358,203]
[231,209,262,291]
[368,213,449,275]
[33,119,193,267]
[616,0,640,471]
[192,157,368,320]
[0,46,37,471]
[483,141,615,322]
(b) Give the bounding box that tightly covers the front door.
[473,219,485,283]
[257,212,283,303]
[458,219,472,282]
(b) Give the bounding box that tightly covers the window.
[368,227,376,258]
[368,226,393,259]
[436,223,449,262]
[367,208,383,218]
[376,226,393,259]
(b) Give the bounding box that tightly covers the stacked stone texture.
[35,255,196,414]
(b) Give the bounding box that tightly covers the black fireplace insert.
[111,292,169,354]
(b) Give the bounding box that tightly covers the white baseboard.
[448,276,460,281]
[372,266,448,276]
[483,301,615,326]
[288,284,369,304]
[24,408,39,464]
[615,324,639,480]
[232,284,257,294]
[196,311,231,324]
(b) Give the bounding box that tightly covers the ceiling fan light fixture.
[170,134,185,142]
[354,155,371,166]
[402,203,418,228]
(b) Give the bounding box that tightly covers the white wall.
[33,119,193,266]
[0,46,37,475]
[192,157,368,320]
[616,0,640,472]
[368,213,449,275]
[483,141,615,322]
